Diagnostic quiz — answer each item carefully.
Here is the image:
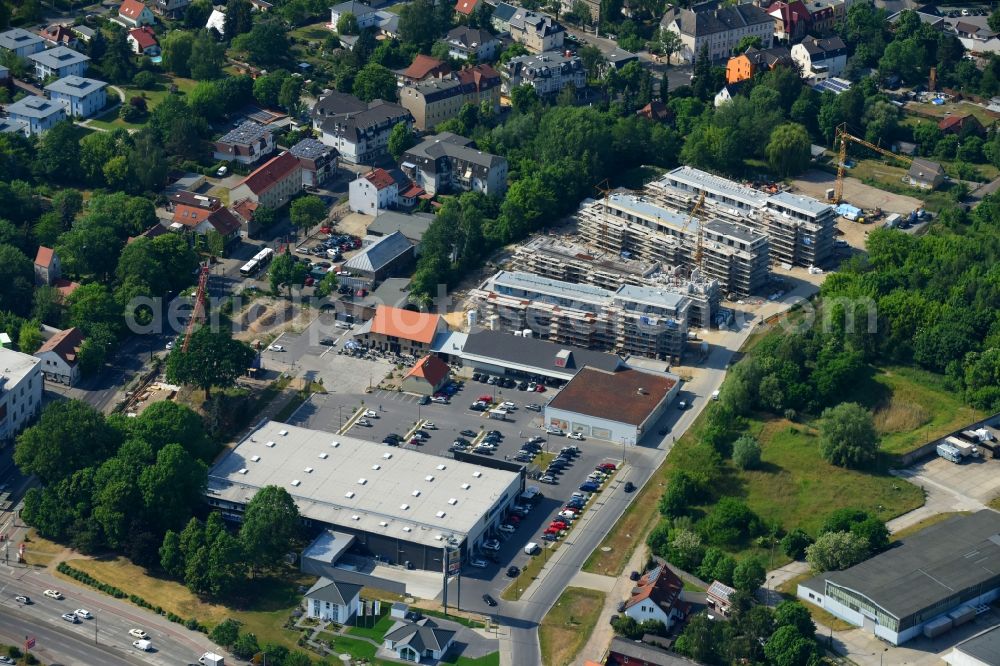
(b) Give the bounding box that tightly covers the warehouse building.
[544,367,680,445]
[207,420,523,570]
[471,270,690,360]
[576,192,769,297]
[945,625,1000,666]
[798,510,1000,646]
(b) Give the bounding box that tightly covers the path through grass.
[538,587,605,666]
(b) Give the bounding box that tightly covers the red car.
[535,385,546,392]
[549,521,568,530]
[563,506,581,514]
[304,276,314,286]
[478,395,493,403]
[543,527,561,535]
[507,515,521,523]
[598,463,617,471]
[320,226,332,234]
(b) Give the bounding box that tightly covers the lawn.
[347,610,393,641]
[316,631,388,663]
[289,21,332,42]
[861,366,978,456]
[905,99,1000,127]
[441,653,501,666]
[59,556,311,652]
[538,587,605,666]
[22,529,66,567]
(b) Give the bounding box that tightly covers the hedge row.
[56,563,208,634]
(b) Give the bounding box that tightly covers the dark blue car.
[579,482,599,492]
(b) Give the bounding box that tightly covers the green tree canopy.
[353,62,397,102]
[240,485,301,572]
[819,402,879,469]
[14,400,122,484]
[166,326,256,398]
[766,123,812,178]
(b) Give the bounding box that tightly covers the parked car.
[355,419,371,427]
[319,337,335,346]
[470,559,487,568]
[506,566,520,578]
[568,432,585,441]
[617,601,627,612]
[61,613,79,624]
[419,395,431,405]
[546,427,564,436]
[629,570,640,581]
[482,594,498,607]
[579,482,599,492]
[423,422,437,429]
[525,403,542,412]
[482,539,501,551]
[269,344,285,352]
[499,524,516,534]
[460,429,478,437]
[431,396,449,404]
[539,475,556,484]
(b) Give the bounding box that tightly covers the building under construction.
[470,271,692,361]
[575,191,770,298]
[647,166,836,268]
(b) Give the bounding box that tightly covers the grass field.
[289,21,331,42]
[316,631,385,662]
[905,99,1000,127]
[23,530,66,567]
[441,653,501,666]
[59,557,310,652]
[87,74,198,131]
[538,587,605,666]
[347,610,393,641]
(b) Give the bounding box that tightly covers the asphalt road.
[0,606,140,666]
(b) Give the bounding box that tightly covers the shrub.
[732,434,762,470]
[780,528,814,560]
[132,70,157,90]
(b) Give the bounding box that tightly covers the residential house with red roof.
[229,151,303,210]
[37,24,80,49]
[765,0,810,41]
[127,26,160,55]
[636,100,673,123]
[397,54,452,85]
[454,0,480,16]
[400,64,501,130]
[401,355,451,395]
[938,113,985,137]
[170,195,242,246]
[34,326,85,386]
[357,305,446,355]
[348,168,402,214]
[33,246,61,286]
[118,0,156,27]
[622,564,689,629]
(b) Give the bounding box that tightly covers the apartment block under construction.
[470,271,691,361]
[514,235,720,328]
[576,191,770,298]
[647,166,836,268]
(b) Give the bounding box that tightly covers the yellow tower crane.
[833,123,914,204]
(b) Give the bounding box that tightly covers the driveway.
[888,457,991,533]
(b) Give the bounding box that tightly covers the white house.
[790,35,847,81]
[127,26,160,55]
[0,347,43,444]
[330,0,378,30]
[33,326,85,387]
[206,8,226,36]
[303,578,362,624]
[45,76,108,118]
[118,0,157,27]
[444,26,500,61]
[29,46,90,80]
[383,618,455,663]
[349,168,399,213]
[622,564,688,630]
[662,1,773,63]
[501,52,585,96]
[400,132,508,197]
[0,28,45,58]
[313,92,413,165]
[5,96,67,136]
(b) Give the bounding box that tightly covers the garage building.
[207,420,522,570]
[798,510,1000,646]
[544,367,680,445]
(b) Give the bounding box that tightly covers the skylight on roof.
[448,498,458,505]
[437,464,447,470]
[379,521,388,527]
[291,480,300,486]
[251,455,261,462]
[318,452,328,459]
[331,441,340,447]
[436,511,446,518]
[304,467,313,473]
[400,503,409,510]
[473,471,482,477]
[358,478,367,485]
[372,464,381,470]
[412,490,421,497]
[383,452,393,459]
[403,526,412,532]
[279,429,288,436]
[345,491,355,498]
[425,475,434,482]
[461,483,471,490]
[266,441,275,447]
[352,515,360,520]
[238,468,248,474]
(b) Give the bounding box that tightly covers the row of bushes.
[56,563,208,634]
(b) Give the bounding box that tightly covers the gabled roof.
[305,577,363,606]
[446,26,496,49]
[637,100,673,122]
[765,0,810,28]
[369,306,441,344]
[362,168,396,191]
[670,1,771,37]
[119,0,149,20]
[938,114,982,132]
[706,580,735,602]
[38,24,78,46]
[344,230,412,274]
[455,0,480,15]
[34,246,55,268]
[54,278,80,298]
[35,326,84,366]
[406,355,450,387]
[624,564,684,614]
[128,26,158,49]
[384,618,455,654]
[908,157,945,179]
[237,151,300,195]
[798,34,847,56]
[400,54,451,81]
[455,63,501,90]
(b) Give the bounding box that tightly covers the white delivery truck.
[937,443,962,463]
[199,653,225,666]
[133,640,153,652]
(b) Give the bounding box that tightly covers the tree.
[233,20,289,67]
[77,324,117,376]
[766,123,812,178]
[669,528,704,571]
[674,613,720,663]
[99,25,136,83]
[186,82,226,119]
[14,401,121,484]
[732,434,762,470]
[732,556,766,593]
[252,70,288,107]
[659,470,702,517]
[117,400,215,461]
[33,121,80,184]
[388,121,417,161]
[32,286,65,328]
[224,0,254,38]
[189,30,226,79]
[210,619,241,647]
[735,35,762,54]
[0,244,34,316]
[185,0,213,28]
[159,530,185,578]
[139,444,207,533]
[774,601,816,640]
[510,84,539,114]
[66,283,121,336]
[269,251,309,297]
[337,11,359,34]
[232,633,260,660]
[806,530,870,571]
[819,402,879,469]
[278,76,302,113]
[290,195,326,235]
[17,320,43,354]
[240,485,301,572]
[165,326,256,398]
[162,30,195,77]
[353,63,397,102]
[700,497,760,546]
[763,625,818,666]
[781,528,814,560]
[851,516,889,554]
[399,0,441,51]
[130,129,168,193]
[698,547,736,585]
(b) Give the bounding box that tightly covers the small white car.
[546,427,565,436]
[74,609,93,619]
[501,401,516,409]
[364,410,377,418]
[128,629,149,640]
[165,341,174,350]
[355,418,371,427]
[61,613,79,624]
[423,422,437,429]
[269,344,285,352]
[431,396,449,404]
[568,432,585,441]
[44,589,63,600]
[498,524,516,534]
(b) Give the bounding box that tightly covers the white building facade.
[45,76,108,118]
[0,348,43,443]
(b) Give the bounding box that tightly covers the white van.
[336,321,353,329]
[524,542,540,555]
